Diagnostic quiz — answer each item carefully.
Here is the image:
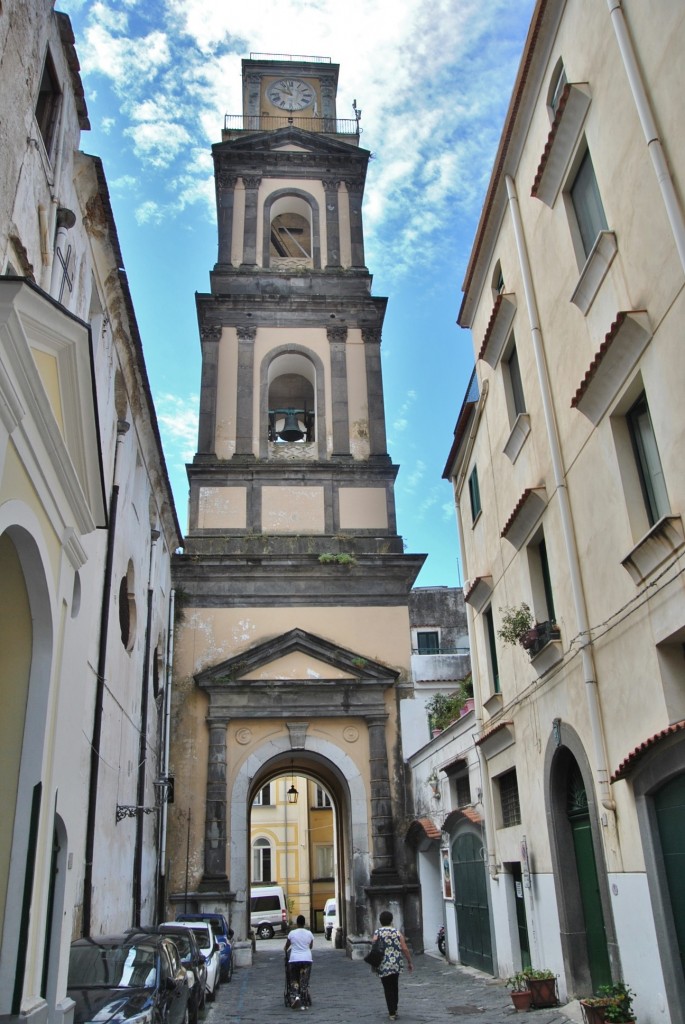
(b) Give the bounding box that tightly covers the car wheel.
[206,983,215,1003]
[257,924,274,939]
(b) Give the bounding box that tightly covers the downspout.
[607,0,685,273]
[158,589,176,922]
[82,418,130,936]
[133,529,159,927]
[504,174,615,812]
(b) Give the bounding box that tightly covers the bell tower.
[171,55,425,951]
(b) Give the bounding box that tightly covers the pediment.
[213,126,365,159]
[196,627,398,688]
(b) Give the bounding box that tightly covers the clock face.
[267,78,315,112]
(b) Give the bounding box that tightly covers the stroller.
[284,953,312,1009]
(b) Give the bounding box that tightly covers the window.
[484,607,500,695]
[468,466,481,523]
[528,532,556,624]
[505,343,526,419]
[118,562,136,652]
[314,845,334,879]
[253,784,272,806]
[627,393,670,525]
[315,785,331,808]
[35,50,61,156]
[492,261,505,299]
[570,149,608,258]
[454,774,471,808]
[252,838,272,882]
[498,769,522,827]
[417,630,440,654]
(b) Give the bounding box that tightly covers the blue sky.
[59,0,536,587]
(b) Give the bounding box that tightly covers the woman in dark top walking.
[372,910,413,1020]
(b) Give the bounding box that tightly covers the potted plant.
[523,968,558,1008]
[581,982,636,1024]
[506,972,533,1011]
[426,690,466,732]
[497,604,534,646]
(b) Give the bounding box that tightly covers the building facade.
[1,5,181,1022]
[167,55,425,955]
[444,2,685,1021]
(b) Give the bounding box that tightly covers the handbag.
[364,933,386,969]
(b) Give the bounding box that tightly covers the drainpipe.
[158,589,176,922]
[607,0,685,273]
[504,174,615,812]
[82,418,130,936]
[133,529,159,926]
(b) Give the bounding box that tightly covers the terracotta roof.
[405,817,442,845]
[477,294,503,361]
[475,720,514,747]
[443,806,482,831]
[612,720,685,781]
[531,83,571,197]
[571,311,645,408]
[501,488,535,539]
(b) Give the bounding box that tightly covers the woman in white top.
[285,915,314,1009]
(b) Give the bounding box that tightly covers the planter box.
[528,976,558,1008]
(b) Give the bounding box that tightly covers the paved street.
[206,935,585,1024]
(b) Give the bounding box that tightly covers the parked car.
[323,898,338,941]
[175,912,233,981]
[68,932,189,1024]
[158,924,207,1023]
[250,884,288,939]
[175,919,220,1000]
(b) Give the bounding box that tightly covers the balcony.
[222,114,360,142]
[411,647,471,684]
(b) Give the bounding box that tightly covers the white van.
[323,897,338,941]
[250,885,287,939]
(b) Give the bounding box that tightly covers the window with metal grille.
[499,769,522,827]
[455,775,471,807]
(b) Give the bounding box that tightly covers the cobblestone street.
[205,936,585,1024]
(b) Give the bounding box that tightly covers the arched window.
[262,190,320,269]
[268,352,316,444]
[252,837,272,883]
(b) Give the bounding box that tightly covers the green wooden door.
[567,765,612,990]
[452,832,493,974]
[654,773,685,977]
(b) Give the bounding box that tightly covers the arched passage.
[231,738,370,943]
[0,511,54,1012]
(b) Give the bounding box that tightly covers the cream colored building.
[1,5,180,1022]
[167,55,424,956]
[444,2,685,1021]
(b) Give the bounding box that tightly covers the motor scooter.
[437,925,445,956]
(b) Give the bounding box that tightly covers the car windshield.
[68,941,157,989]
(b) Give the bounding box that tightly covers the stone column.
[235,326,256,456]
[216,173,237,265]
[240,176,262,267]
[362,327,389,457]
[366,715,396,875]
[197,324,221,456]
[204,721,228,879]
[327,326,350,456]
[345,180,366,269]
[322,179,341,269]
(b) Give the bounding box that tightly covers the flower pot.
[580,1000,635,1024]
[527,977,558,1008]
[510,989,533,1011]
[459,698,475,717]
[519,628,540,651]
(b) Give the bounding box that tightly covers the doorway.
[452,830,493,973]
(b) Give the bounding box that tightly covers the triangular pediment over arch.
[214,126,368,160]
[195,627,398,721]
[197,627,397,686]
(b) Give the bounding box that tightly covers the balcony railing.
[223,114,360,137]
[412,646,470,656]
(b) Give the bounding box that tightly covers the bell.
[278,409,305,442]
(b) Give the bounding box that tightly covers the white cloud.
[155,393,199,463]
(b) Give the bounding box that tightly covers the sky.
[59,0,536,588]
